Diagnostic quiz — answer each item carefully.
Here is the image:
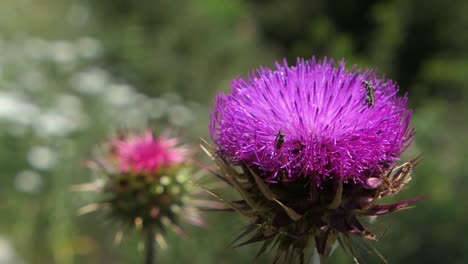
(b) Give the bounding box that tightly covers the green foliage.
[0,0,466,263]
[85,0,275,101]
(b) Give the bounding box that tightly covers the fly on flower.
[206,57,423,263]
[362,80,376,106]
[274,131,285,150]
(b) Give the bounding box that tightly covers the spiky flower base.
[203,143,423,263]
[75,165,207,247]
[104,168,192,232]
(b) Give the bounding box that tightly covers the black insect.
[275,131,285,150]
[362,80,375,107]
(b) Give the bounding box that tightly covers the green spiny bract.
[203,141,423,263]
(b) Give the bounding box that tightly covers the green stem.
[144,229,155,264]
[309,248,321,264]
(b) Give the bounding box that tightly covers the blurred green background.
[0,0,466,263]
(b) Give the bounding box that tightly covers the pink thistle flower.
[113,131,188,174]
[74,129,218,253]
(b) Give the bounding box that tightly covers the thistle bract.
[76,130,205,246]
[207,58,422,263]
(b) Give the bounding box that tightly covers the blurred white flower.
[14,170,43,193]
[0,92,39,126]
[55,94,89,129]
[0,237,20,264]
[27,146,57,170]
[56,94,83,113]
[33,110,78,137]
[168,105,193,127]
[105,83,136,106]
[70,67,109,95]
[50,41,76,64]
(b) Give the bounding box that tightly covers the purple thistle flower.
[210,57,414,185]
[205,57,423,263]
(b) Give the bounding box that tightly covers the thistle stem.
[309,248,321,264]
[144,229,156,264]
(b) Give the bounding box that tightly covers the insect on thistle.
[362,80,375,107]
[275,131,285,150]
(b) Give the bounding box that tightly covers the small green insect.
[362,80,375,106]
[275,131,285,150]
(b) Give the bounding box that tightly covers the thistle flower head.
[206,57,422,263]
[211,57,414,184]
[113,130,188,174]
[76,129,207,247]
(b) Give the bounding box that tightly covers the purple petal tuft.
[210,57,414,185]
